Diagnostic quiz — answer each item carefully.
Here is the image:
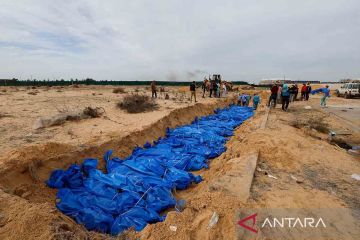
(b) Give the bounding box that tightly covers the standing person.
[277,84,282,104]
[190,81,197,103]
[237,93,243,105]
[281,83,290,111]
[240,94,247,106]
[219,82,223,98]
[222,82,227,97]
[151,80,157,98]
[306,83,312,101]
[294,84,299,101]
[246,94,251,106]
[202,79,207,98]
[253,93,261,110]
[209,80,214,97]
[267,83,278,107]
[216,82,220,98]
[301,83,307,100]
[320,85,330,107]
[289,85,295,102]
[311,85,330,107]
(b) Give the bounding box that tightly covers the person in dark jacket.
[209,80,214,98]
[151,80,157,98]
[305,83,312,101]
[190,81,197,102]
[267,83,278,107]
[289,85,297,102]
[294,84,299,101]
[214,81,219,98]
[201,79,207,98]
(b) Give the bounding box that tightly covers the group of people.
[267,82,330,111]
[151,80,330,110]
[150,79,228,103]
[201,78,229,99]
[267,82,313,111]
[237,93,261,110]
[267,83,292,111]
[188,77,231,103]
[190,79,229,103]
[300,83,312,101]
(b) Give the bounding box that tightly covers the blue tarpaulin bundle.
[47,105,254,235]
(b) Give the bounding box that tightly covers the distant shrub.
[113,87,126,94]
[83,106,105,118]
[117,94,159,113]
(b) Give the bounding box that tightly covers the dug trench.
[0,98,262,240]
[132,102,360,240]
[2,97,358,240]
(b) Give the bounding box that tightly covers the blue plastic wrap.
[47,105,253,235]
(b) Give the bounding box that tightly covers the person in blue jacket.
[253,93,261,110]
[311,85,330,107]
[320,85,330,107]
[237,93,243,105]
[238,94,248,106]
[281,84,290,111]
[245,94,251,106]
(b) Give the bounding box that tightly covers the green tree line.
[2,78,249,86]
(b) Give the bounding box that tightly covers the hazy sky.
[0,0,359,82]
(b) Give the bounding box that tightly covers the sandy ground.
[0,85,359,239]
[0,85,241,240]
[0,85,226,156]
[134,96,360,240]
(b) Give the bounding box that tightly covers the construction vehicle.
[212,74,222,83]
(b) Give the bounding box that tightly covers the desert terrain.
[0,85,359,240]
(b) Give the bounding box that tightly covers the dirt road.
[321,104,360,133]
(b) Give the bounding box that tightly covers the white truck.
[336,82,360,98]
